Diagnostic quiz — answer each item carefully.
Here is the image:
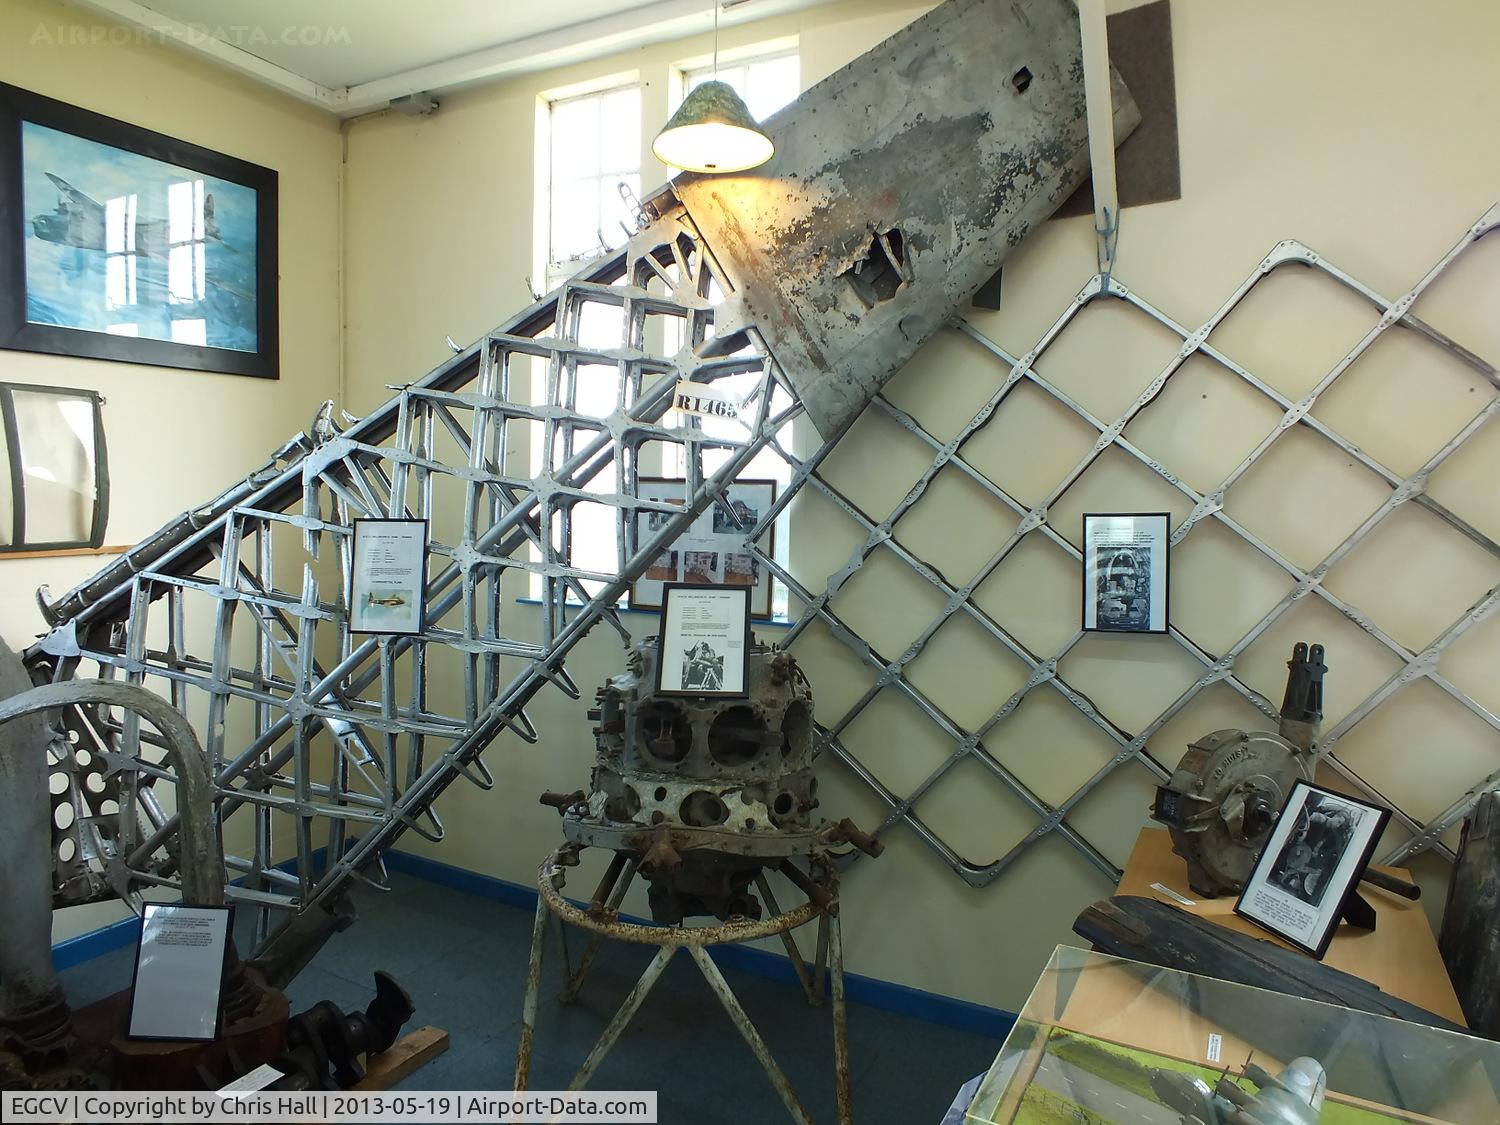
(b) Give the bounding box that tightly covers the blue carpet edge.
[51,847,1016,1040]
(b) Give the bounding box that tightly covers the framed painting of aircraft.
[0,82,278,379]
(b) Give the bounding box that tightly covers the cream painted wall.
[12,0,1495,1014]
[338,0,1500,1013]
[3,0,344,941]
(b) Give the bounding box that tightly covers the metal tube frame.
[516,847,849,1125]
[25,205,804,971]
[739,202,1500,883]
[20,183,1500,952]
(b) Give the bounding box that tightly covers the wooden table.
[1117,827,1467,1025]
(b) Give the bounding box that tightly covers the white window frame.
[675,42,800,123]
[538,78,643,291]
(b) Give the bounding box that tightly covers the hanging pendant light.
[653,4,774,174]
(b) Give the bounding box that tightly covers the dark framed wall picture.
[1234,781,1391,959]
[0,82,278,379]
[629,477,777,618]
[1082,512,1170,633]
[655,583,752,697]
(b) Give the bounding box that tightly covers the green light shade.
[652,80,774,174]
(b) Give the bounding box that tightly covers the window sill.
[515,596,794,628]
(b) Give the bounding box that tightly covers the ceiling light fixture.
[652,3,774,175]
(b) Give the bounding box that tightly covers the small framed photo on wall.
[349,519,429,637]
[629,477,777,619]
[655,583,752,697]
[1234,781,1391,959]
[1082,512,1170,634]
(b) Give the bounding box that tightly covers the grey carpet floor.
[58,871,1001,1124]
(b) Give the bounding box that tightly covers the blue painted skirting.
[383,849,1017,1040]
[50,916,139,971]
[51,846,1016,1040]
[49,848,330,973]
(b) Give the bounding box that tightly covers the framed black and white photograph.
[1082,512,1170,634]
[628,477,777,618]
[127,903,233,1041]
[0,82,278,379]
[349,519,429,637]
[655,583,752,697]
[1234,781,1391,959]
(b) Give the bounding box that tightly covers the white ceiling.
[73,0,839,115]
[134,0,672,89]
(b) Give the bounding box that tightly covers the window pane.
[550,97,600,180]
[598,88,641,173]
[551,178,600,263]
[684,54,800,122]
[597,175,639,248]
[745,55,800,119]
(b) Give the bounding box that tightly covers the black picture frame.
[125,902,234,1042]
[0,381,108,553]
[1233,781,1392,960]
[1082,512,1171,634]
[0,82,279,379]
[655,583,753,698]
[349,518,430,638]
[628,476,779,620]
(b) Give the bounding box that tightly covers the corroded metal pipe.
[0,669,262,1052]
[0,679,226,907]
[0,641,70,1068]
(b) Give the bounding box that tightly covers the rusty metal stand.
[515,846,852,1125]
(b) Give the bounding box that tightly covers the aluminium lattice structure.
[20,0,1500,989]
[26,0,1134,982]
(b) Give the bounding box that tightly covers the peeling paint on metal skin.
[675,0,1140,438]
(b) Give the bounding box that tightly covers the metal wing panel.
[674,0,1139,438]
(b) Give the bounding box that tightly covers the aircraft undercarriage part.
[554,640,879,923]
[60,970,411,1091]
[0,640,75,1083]
[0,662,279,1085]
[1439,790,1500,1037]
[1151,643,1325,897]
[517,847,854,1124]
[266,971,415,1091]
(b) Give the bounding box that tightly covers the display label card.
[127,903,232,1041]
[1234,781,1391,959]
[350,518,429,636]
[655,584,752,697]
[1082,512,1170,633]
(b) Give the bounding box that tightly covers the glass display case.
[966,946,1500,1124]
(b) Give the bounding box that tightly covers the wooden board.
[1118,828,1466,1024]
[353,1026,450,1091]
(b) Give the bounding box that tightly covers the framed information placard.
[1082,512,1170,633]
[628,477,776,618]
[127,903,232,1041]
[1235,781,1391,959]
[350,518,428,636]
[656,584,752,697]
